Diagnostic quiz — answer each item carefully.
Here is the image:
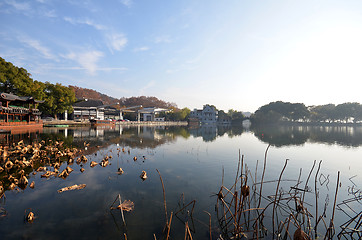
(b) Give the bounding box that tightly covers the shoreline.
[43,120,188,127]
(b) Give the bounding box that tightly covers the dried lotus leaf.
[57,184,86,193]
[26,211,35,223]
[140,171,147,180]
[90,161,98,167]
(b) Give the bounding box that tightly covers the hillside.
[120,96,177,109]
[69,85,178,109]
[69,85,119,105]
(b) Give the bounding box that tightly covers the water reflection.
[3,124,362,149]
[189,124,246,141]
[252,125,362,147]
[0,125,362,239]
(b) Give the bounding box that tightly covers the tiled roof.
[73,99,104,107]
[0,92,44,103]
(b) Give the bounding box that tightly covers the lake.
[0,124,361,239]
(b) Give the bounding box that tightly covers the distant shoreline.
[252,121,362,127]
[43,120,188,127]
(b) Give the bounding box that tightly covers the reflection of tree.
[309,126,362,147]
[157,126,190,139]
[252,125,362,147]
[252,125,309,147]
[227,126,245,137]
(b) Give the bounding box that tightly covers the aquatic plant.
[214,147,361,240]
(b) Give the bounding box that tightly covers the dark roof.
[0,93,44,103]
[73,99,104,107]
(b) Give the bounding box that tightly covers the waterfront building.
[138,107,169,121]
[71,99,121,121]
[190,105,218,124]
[0,92,43,130]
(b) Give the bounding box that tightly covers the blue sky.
[1,0,362,112]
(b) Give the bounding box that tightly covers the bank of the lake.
[43,120,188,127]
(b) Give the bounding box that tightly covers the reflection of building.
[0,92,43,130]
[190,105,218,124]
[42,125,175,149]
[189,124,218,142]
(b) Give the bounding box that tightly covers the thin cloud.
[5,0,31,11]
[19,37,54,60]
[139,80,155,95]
[64,17,106,30]
[43,9,57,18]
[133,46,149,52]
[106,33,128,52]
[67,0,99,13]
[63,50,104,75]
[63,17,127,54]
[166,69,179,74]
[120,0,132,7]
[154,35,172,43]
[45,66,128,72]
[41,64,128,72]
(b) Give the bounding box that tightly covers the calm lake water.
[0,124,361,239]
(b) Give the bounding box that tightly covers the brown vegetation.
[70,85,178,109]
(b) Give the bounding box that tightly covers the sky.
[1,0,362,112]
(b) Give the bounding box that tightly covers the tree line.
[0,57,75,118]
[251,101,362,124]
[5,57,360,124]
[0,57,188,120]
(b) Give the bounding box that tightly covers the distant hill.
[69,85,178,109]
[69,85,119,105]
[120,96,177,109]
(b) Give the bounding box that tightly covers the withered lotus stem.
[19,176,28,186]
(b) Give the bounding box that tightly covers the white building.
[190,105,218,124]
[138,107,169,121]
[71,99,121,121]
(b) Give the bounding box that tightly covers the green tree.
[158,107,190,121]
[40,82,76,119]
[352,103,362,123]
[251,101,310,124]
[0,57,46,99]
[227,109,245,124]
[178,107,190,121]
[289,103,309,122]
[309,104,336,123]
